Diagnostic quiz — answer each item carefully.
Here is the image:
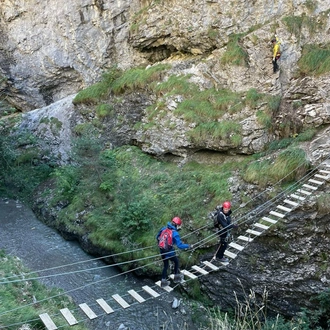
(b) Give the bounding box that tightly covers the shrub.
[96,103,114,118]
[0,133,53,201]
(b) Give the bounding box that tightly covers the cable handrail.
[1,155,329,327]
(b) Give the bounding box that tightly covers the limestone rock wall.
[1,0,330,320]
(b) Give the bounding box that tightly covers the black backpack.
[210,210,219,228]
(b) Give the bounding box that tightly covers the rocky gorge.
[1,0,330,327]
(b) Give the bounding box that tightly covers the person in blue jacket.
[156,217,191,287]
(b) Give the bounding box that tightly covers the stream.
[0,198,200,330]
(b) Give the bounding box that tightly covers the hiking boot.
[160,279,170,287]
[218,257,229,263]
[173,273,184,283]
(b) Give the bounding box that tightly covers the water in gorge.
[0,198,200,330]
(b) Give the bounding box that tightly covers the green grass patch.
[282,14,325,39]
[73,64,170,105]
[0,251,87,329]
[243,147,310,186]
[73,81,110,105]
[298,43,330,76]
[96,103,114,118]
[154,74,196,97]
[51,142,243,273]
[305,0,317,12]
[221,33,249,66]
[256,110,272,129]
[188,121,242,146]
[111,64,171,94]
[295,128,317,142]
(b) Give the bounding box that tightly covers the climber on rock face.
[271,35,281,73]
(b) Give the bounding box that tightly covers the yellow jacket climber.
[271,36,281,73]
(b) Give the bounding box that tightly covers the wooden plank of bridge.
[262,217,278,224]
[319,169,330,174]
[308,178,323,185]
[229,242,244,251]
[315,174,328,180]
[224,250,237,259]
[237,235,254,242]
[297,189,312,195]
[202,260,219,270]
[181,269,198,279]
[60,308,78,325]
[128,289,146,303]
[39,313,58,330]
[79,303,97,320]
[276,205,292,212]
[302,184,317,190]
[192,265,209,275]
[142,285,160,298]
[269,210,285,218]
[290,194,305,201]
[96,298,114,314]
[254,223,269,230]
[155,280,174,292]
[283,199,299,207]
[112,294,130,309]
[246,229,262,236]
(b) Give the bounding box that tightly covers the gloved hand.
[190,244,195,249]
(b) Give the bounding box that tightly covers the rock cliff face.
[201,182,330,317]
[1,0,330,320]
[1,0,330,156]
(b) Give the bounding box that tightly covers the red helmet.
[172,217,182,226]
[223,201,231,209]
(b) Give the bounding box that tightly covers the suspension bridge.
[1,160,329,329]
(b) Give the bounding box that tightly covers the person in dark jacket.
[156,217,191,287]
[213,201,237,263]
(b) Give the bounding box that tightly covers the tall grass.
[188,121,242,146]
[298,44,330,76]
[73,64,170,105]
[221,33,249,66]
[111,64,170,94]
[0,251,87,329]
[243,148,309,186]
[203,284,311,329]
[282,14,325,39]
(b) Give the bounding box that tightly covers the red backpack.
[158,228,173,251]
